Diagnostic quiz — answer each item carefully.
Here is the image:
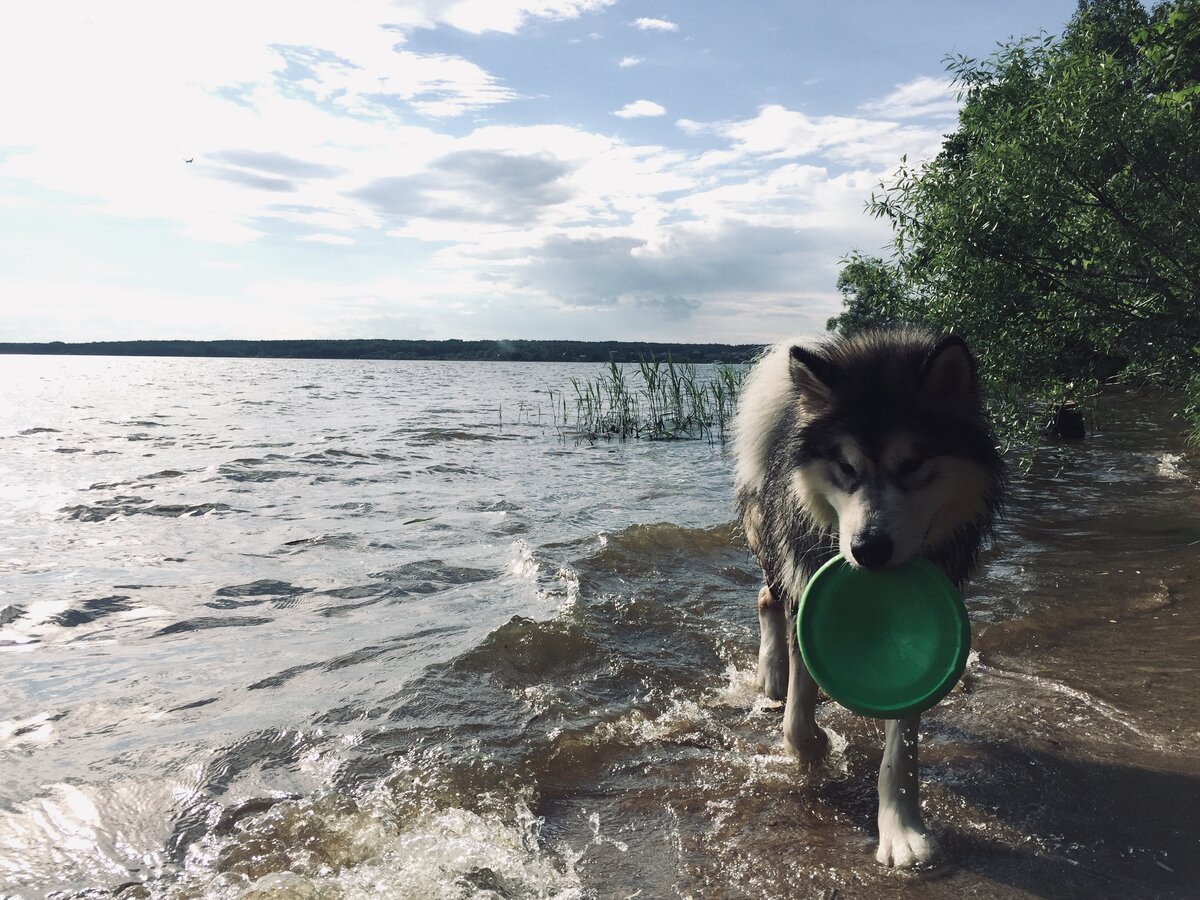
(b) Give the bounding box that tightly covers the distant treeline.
[0,338,764,364]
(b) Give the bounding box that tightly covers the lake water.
[1,355,1197,900]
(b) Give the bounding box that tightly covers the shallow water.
[0,356,1197,899]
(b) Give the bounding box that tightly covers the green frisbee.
[797,555,971,719]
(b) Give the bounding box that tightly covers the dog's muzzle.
[850,533,894,570]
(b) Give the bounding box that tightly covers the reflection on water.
[0,356,1197,899]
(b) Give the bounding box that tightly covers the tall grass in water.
[558,355,747,442]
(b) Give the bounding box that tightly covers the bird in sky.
[184,157,194,163]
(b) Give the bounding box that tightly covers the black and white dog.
[732,327,1005,867]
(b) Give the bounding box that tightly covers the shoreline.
[0,338,763,364]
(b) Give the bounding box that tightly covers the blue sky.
[0,0,1080,343]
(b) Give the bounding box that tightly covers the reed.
[557,355,747,442]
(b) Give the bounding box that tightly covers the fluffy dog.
[732,327,1005,867]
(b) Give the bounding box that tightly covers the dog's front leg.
[781,618,828,761]
[755,585,789,701]
[875,716,934,867]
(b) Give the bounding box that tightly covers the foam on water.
[163,795,584,900]
[1155,451,1189,480]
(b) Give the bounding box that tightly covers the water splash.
[162,795,583,900]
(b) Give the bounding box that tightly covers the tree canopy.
[831,0,1200,438]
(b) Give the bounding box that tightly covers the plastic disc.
[797,554,971,719]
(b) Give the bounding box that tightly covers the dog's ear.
[920,335,977,401]
[789,345,839,409]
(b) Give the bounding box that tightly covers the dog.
[731,326,1005,867]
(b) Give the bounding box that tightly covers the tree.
[831,0,1200,437]
[826,253,908,336]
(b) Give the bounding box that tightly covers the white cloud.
[400,0,617,35]
[618,55,643,67]
[613,100,667,119]
[0,3,952,343]
[302,49,522,118]
[0,2,534,246]
[706,104,945,168]
[859,76,960,120]
[632,17,679,32]
[300,234,356,245]
[0,1,602,139]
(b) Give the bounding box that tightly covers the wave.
[62,500,237,521]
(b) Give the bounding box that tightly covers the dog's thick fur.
[732,327,1005,867]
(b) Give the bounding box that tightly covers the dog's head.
[787,329,1002,571]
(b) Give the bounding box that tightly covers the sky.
[0,1,1082,344]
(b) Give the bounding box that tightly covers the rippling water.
[1,356,1197,899]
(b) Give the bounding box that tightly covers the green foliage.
[1183,372,1200,445]
[563,356,747,442]
[826,253,908,336]
[830,0,1200,440]
[1132,0,1200,107]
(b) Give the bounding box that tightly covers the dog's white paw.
[783,725,829,762]
[875,819,934,868]
[755,662,788,702]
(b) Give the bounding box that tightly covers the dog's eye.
[895,458,924,477]
[837,460,857,479]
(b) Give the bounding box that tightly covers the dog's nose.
[851,534,894,570]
